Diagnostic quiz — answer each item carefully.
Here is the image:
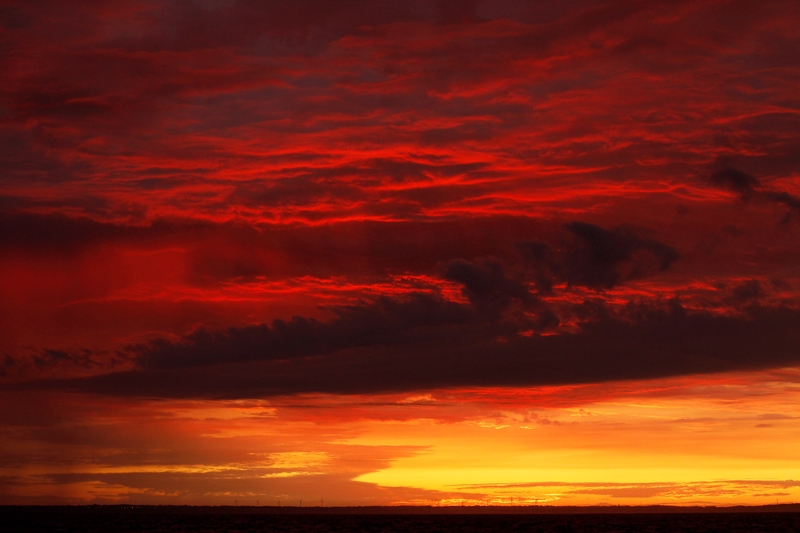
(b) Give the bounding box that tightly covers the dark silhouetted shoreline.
[4,505,800,533]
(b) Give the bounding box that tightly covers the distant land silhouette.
[4,504,800,533]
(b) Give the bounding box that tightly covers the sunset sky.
[2,0,800,507]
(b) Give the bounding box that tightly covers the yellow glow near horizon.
[349,372,800,505]
[2,369,799,506]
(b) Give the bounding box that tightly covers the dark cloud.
[516,239,555,293]
[766,190,800,214]
[729,279,765,303]
[443,257,534,320]
[710,165,760,199]
[1,348,127,381]
[21,300,800,399]
[710,164,800,218]
[135,293,476,370]
[520,222,680,290]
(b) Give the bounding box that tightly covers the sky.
[1,0,800,507]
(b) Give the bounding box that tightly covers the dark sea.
[3,506,800,533]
